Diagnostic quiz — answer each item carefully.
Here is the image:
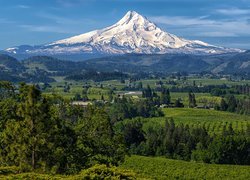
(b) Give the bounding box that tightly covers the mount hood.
[4,11,243,58]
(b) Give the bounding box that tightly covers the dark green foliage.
[0,166,20,175]
[0,164,137,179]
[174,98,184,107]
[160,87,171,105]
[122,119,145,149]
[227,95,237,112]
[216,95,250,115]
[122,119,250,165]
[108,96,163,123]
[220,98,228,111]
[142,85,153,98]
[188,92,196,108]
[73,93,81,101]
[80,164,136,179]
[0,84,62,171]
[0,82,126,174]
[211,88,225,96]
[74,106,125,168]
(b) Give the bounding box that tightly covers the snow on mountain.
[4,11,243,56]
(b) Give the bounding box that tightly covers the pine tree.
[1,85,55,170]
[188,92,196,108]
[160,88,171,105]
[220,98,228,111]
[227,95,237,112]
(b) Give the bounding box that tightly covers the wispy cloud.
[37,12,96,25]
[149,15,250,38]
[0,18,16,24]
[150,16,217,27]
[56,0,94,7]
[195,32,238,37]
[215,8,250,15]
[16,5,30,9]
[19,24,74,34]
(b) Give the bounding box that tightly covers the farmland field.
[187,77,250,86]
[121,155,250,179]
[135,108,250,134]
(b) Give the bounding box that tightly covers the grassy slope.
[138,108,250,134]
[121,155,250,180]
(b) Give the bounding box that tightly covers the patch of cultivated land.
[121,155,250,179]
[141,108,250,134]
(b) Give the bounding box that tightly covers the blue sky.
[1,0,250,49]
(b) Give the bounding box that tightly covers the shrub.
[0,166,20,175]
[80,164,136,179]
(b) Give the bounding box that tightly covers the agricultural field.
[41,80,219,104]
[42,81,112,100]
[41,75,250,103]
[2,156,250,179]
[138,108,250,134]
[187,77,250,86]
[171,92,216,106]
[121,155,250,179]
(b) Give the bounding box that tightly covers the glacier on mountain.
[4,11,243,56]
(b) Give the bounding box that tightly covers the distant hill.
[212,51,250,73]
[23,56,87,75]
[0,54,25,73]
[0,54,55,83]
[0,54,26,82]
[1,52,250,83]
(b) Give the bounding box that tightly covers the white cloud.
[37,12,96,25]
[56,0,94,7]
[0,18,15,24]
[195,32,238,37]
[215,8,250,15]
[16,5,30,9]
[19,24,73,34]
[149,15,250,37]
[150,16,217,26]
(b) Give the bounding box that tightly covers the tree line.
[121,118,250,165]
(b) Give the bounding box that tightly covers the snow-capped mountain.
[4,11,243,57]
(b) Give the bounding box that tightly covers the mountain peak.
[116,10,149,27]
[123,10,144,20]
[4,11,243,56]
[126,10,140,16]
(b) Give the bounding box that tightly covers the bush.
[80,164,136,179]
[0,166,20,175]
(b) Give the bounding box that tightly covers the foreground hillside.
[2,156,249,179]
[121,155,250,179]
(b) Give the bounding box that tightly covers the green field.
[41,76,250,104]
[2,156,250,179]
[139,108,250,134]
[187,77,250,86]
[121,155,250,179]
